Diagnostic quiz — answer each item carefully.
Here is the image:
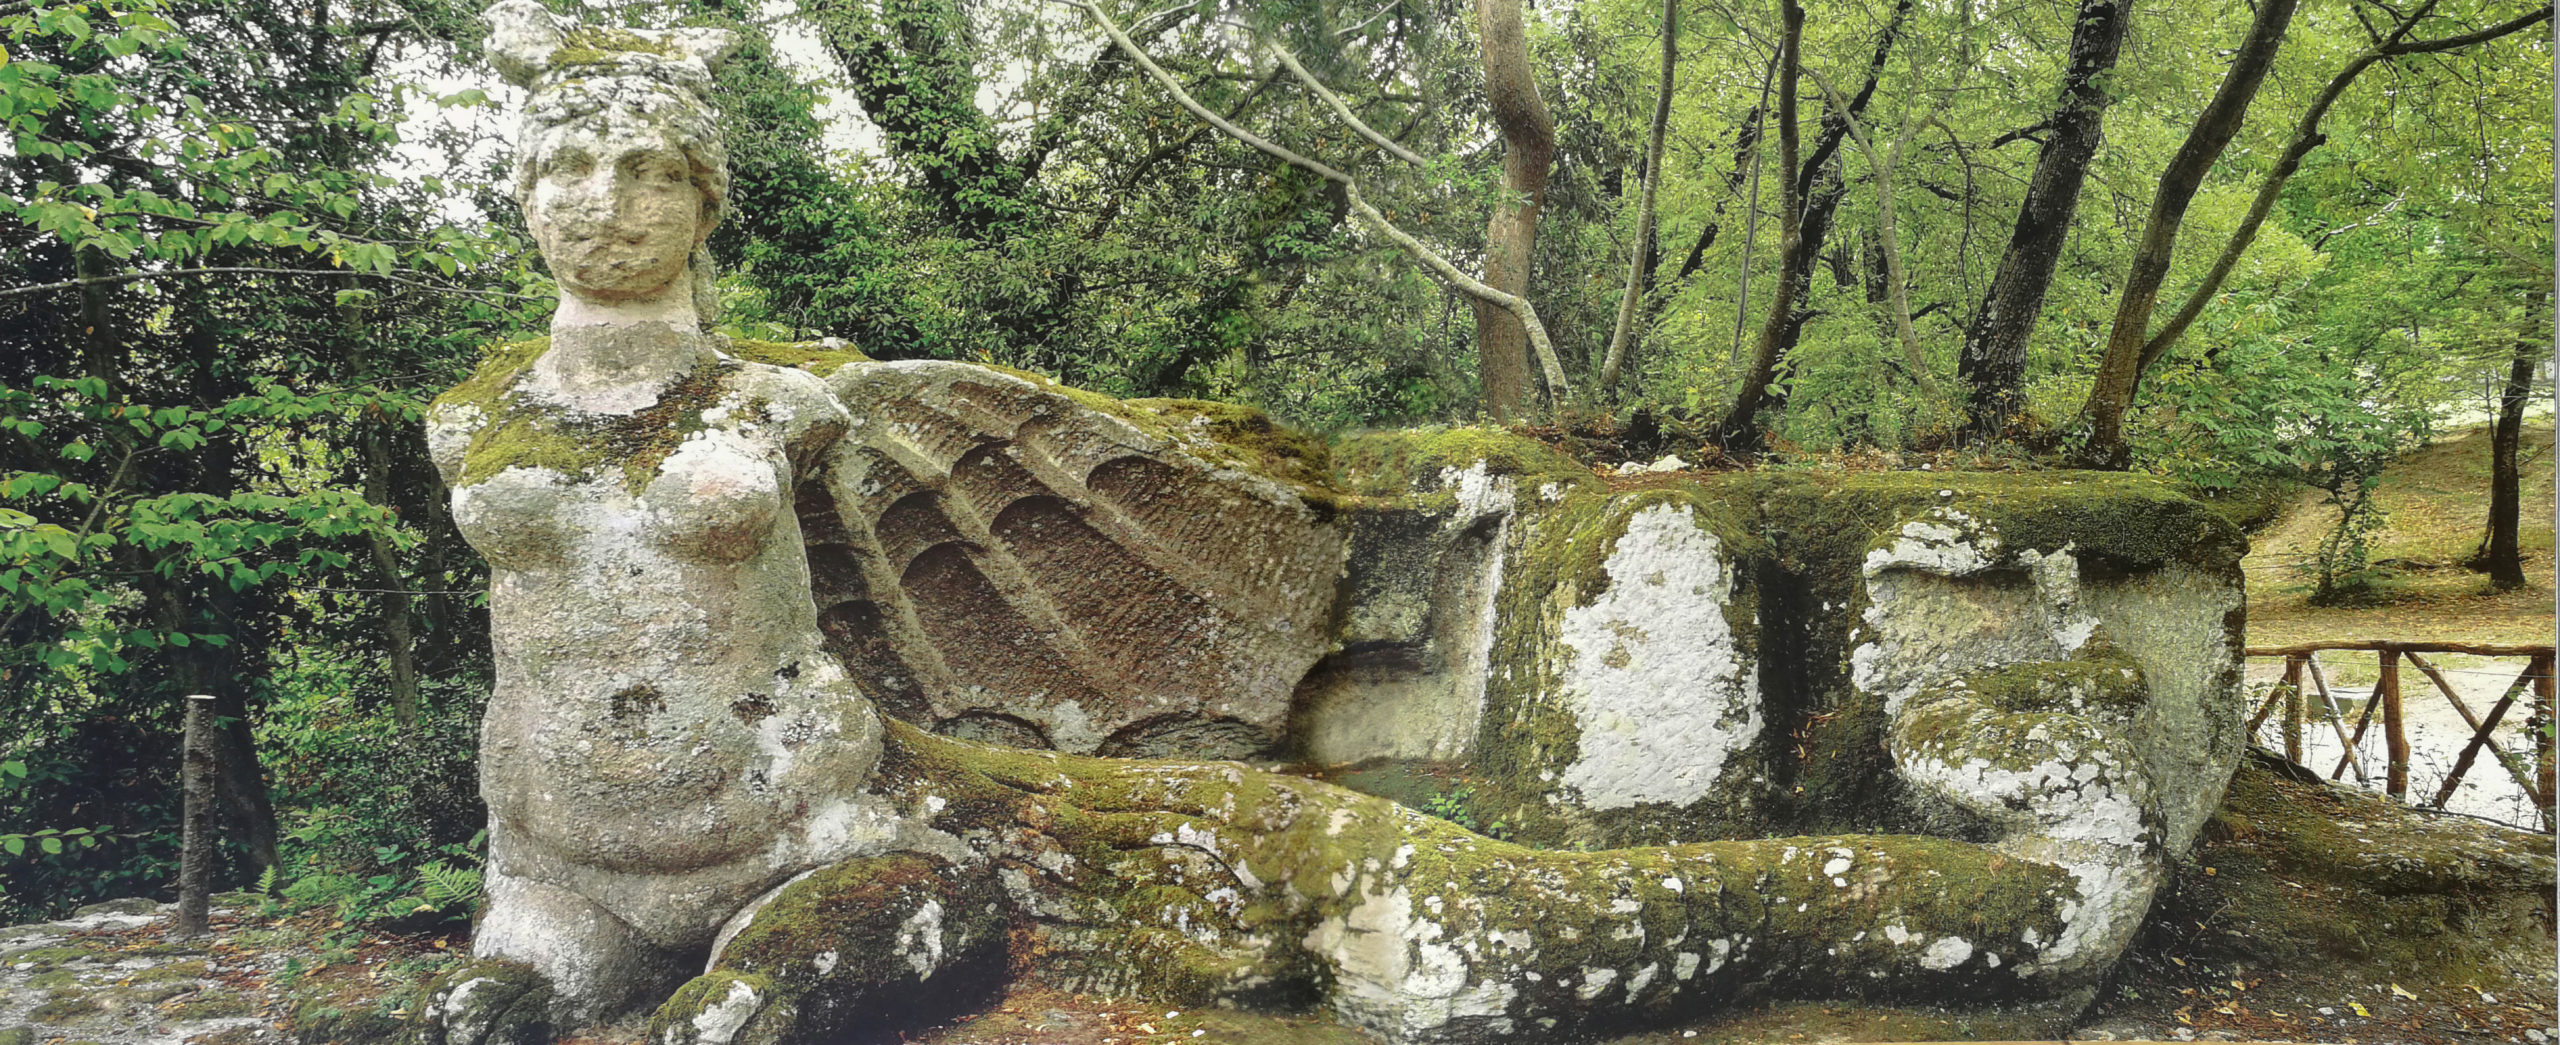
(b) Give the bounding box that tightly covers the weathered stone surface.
[810,361,1346,759]
[434,5,2262,1038]
[0,899,272,1045]
[432,8,905,1030]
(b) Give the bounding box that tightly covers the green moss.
[718,336,872,377]
[442,344,739,494]
[27,969,75,988]
[436,336,549,418]
[1953,649,2148,715]
[2142,758,2556,987]
[875,721,2080,1027]
[0,1027,31,1045]
[115,982,191,1005]
[1772,470,2243,574]
[648,971,776,1044]
[975,364,1344,513]
[672,852,1008,1043]
[125,959,211,984]
[550,26,678,67]
[1459,481,1770,847]
[168,991,254,1020]
[27,990,98,1022]
[0,944,95,970]
[1331,425,1594,500]
[410,958,549,1045]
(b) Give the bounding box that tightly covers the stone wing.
[800,360,1348,758]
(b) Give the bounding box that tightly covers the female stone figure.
[420,6,2239,1043]
[423,2,906,1025]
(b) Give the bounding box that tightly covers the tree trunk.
[2135,4,2553,379]
[1718,0,1805,452]
[343,278,422,728]
[1802,66,1950,400]
[360,419,422,727]
[2477,325,2539,589]
[2075,0,2302,467]
[146,567,281,879]
[1598,0,1679,400]
[1956,0,2130,443]
[1472,0,1557,419]
[174,692,218,938]
[1720,0,1912,451]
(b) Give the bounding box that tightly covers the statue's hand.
[415,958,552,1045]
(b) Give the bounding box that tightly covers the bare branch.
[1066,0,1568,399]
[1062,0,1351,185]
[1599,0,1677,397]
[1343,183,1559,396]
[0,265,540,302]
[1265,44,1430,167]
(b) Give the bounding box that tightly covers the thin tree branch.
[1265,44,1429,167]
[1599,0,1678,397]
[1803,65,1942,395]
[1063,0,1350,184]
[2139,2,2550,368]
[0,448,135,643]
[0,265,541,302]
[1065,0,1568,398]
[1344,184,1561,397]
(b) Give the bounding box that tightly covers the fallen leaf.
[2390,983,2417,1000]
[2171,957,2187,966]
[2351,1001,2373,1018]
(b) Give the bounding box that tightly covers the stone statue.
[425,1,896,1021]
[418,6,2251,1044]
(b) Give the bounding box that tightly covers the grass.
[2244,421,2555,650]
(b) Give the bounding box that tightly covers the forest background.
[0,0,2550,927]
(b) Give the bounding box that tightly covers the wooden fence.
[2241,641,2555,831]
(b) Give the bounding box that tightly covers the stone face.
[808,361,1346,758]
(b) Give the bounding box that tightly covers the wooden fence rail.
[2241,642,2554,832]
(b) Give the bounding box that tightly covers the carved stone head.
[483,0,737,322]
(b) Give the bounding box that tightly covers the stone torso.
[428,334,890,946]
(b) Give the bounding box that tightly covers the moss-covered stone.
[1332,426,1594,501]
[125,958,211,984]
[0,1026,30,1045]
[856,720,2092,1043]
[0,944,96,970]
[1469,483,1771,849]
[27,989,99,1022]
[718,336,871,377]
[413,958,550,1045]
[166,990,255,1020]
[550,25,678,66]
[655,851,1007,1045]
[972,363,1343,511]
[436,340,746,493]
[2151,755,2557,985]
